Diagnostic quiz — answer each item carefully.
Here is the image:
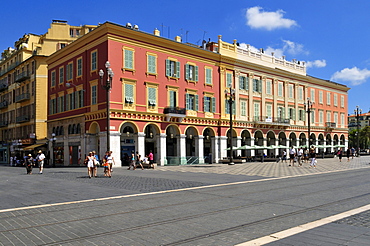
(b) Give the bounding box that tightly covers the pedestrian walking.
[297,147,303,166]
[337,148,343,162]
[128,151,136,170]
[309,149,317,168]
[289,146,296,166]
[346,147,351,162]
[351,147,355,159]
[92,150,99,177]
[36,150,45,174]
[102,155,111,177]
[84,152,96,179]
[135,151,144,170]
[282,150,287,163]
[148,150,155,169]
[24,154,35,174]
[106,151,115,177]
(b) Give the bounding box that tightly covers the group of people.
[127,150,155,170]
[84,150,115,178]
[280,146,317,168]
[336,146,357,162]
[23,150,46,175]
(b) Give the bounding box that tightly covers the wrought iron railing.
[163,107,186,115]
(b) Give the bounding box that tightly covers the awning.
[23,144,45,150]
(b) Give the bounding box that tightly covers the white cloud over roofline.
[331,67,370,85]
[306,60,327,68]
[246,6,298,31]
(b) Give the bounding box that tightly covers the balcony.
[0,121,7,128]
[15,93,30,102]
[0,100,8,109]
[253,116,290,127]
[325,122,337,130]
[164,107,186,122]
[15,71,30,83]
[0,80,8,92]
[16,115,30,123]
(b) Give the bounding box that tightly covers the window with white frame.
[124,84,134,104]
[278,82,283,97]
[185,64,198,82]
[226,73,232,87]
[253,78,262,93]
[341,95,344,107]
[169,90,177,107]
[310,89,315,102]
[327,92,331,105]
[266,104,272,117]
[341,113,345,126]
[266,80,272,95]
[319,110,323,124]
[278,106,285,119]
[241,101,247,116]
[51,71,56,87]
[166,59,180,78]
[57,95,64,113]
[91,51,97,72]
[203,94,216,113]
[147,87,157,107]
[298,86,303,100]
[91,85,97,105]
[66,63,73,81]
[311,110,315,124]
[59,67,64,84]
[334,112,338,125]
[326,111,331,122]
[299,109,305,121]
[254,102,260,120]
[288,107,295,120]
[240,76,248,90]
[225,99,235,114]
[334,94,338,106]
[288,84,294,98]
[319,91,323,104]
[77,58,82,77]
[186,93,198,111]
[147,54,156,74]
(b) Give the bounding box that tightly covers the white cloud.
[306,60,327,68]
[331,67,370,85]
[246,6,297,31]
[265,46,284,58]
[282,40,308,56]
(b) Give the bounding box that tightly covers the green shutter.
[176,61,180,78]
[293,109,296,120]
[185,64,190,80]
[125,50,133,69]
[259,80,262,93]
[166,59,170,76]
[148,55,156,74]
[185,93,189,110]
[303,110,306,121]
[282,107,285,119]
[80,90,84,107]
[225,99,229,114]
[211,97,216,113]
[195,66,199,82]
[232,101,236,115]
[195,94,198,111]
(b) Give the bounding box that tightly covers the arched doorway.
[185,127,197,157]
[144,124,159,162]
[241,130,251,157]
[289,133,297,147]
[299,133,307,147]
[266,131,276,157]
[203,128,215,163]
[326,134,332,153]
[120,123,136,166]
[226,128,237,159]
[254,130,263,156]
[166,125,180,157]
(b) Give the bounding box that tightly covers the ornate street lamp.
[51,133,57,167]
[99,61,114,153]
[304,98,314,147]
[225,87,235,165]
[354,105,362,156]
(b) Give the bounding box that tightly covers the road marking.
[0,165,369,214]
[236,204,370,245]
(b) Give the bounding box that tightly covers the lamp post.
[304,98,313,147]
[99,61,114,153]
[51,133,57,167]
[225,87,235,165]
[354,105,362,156]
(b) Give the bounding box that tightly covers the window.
[226,73,232,87]
[76,90,84,108]
[278,82,283,97]
[299,109,305,121]
[326,112,331,122]
[288,107,295,120]
[186,93,198,111]
[124,49,134,70]
[334,94,338,106]
[253,79,262,93]
[327,92,331,105]
[311,110,315,124]
[241,101,247,116]
[147,54,156,74]
[185,64,198,82]
[277,106,285,119]
[341,113,345,126]
[240,76,248,90]
[341,95,344,107]
[266,104,272,117]
[205,68,212,85]
[77,58,82,77]
[57,96,64,113]
[124,84,134,103]
[66,63,73,81]
[49,98,56,115]
[319,91,323,104]
[91,85,97,105]
[51,71,56,87]
[254,102,260,120]
[148,87,156,106]
[334,112,338,124]
[288,84,293,98]
[166,59,180,78]
[319,110,323,124]
[310,89,315,102]
[298,86,303,100]
[225,99,235,115]
[204,96,216,113]
[169,90,177,107]
[91,51,97,71]
[59,67,64,84]
[266,80,272,94]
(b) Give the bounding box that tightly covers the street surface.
[1,156,370,245]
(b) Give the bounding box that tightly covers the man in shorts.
[36,150,45,174]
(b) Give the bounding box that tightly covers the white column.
[179,134,187,164]
[158,133,167,166]
[137,132,146,160]
[195,136,205,164]
[251,137,256,157]
[275,139,279,157]
[111,131,121,167]
[212,136,219,163]
[219,136,228,161]
[236,136,242,157]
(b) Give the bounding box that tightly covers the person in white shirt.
[289,146,296,166]
[36,150,46,174]
[297,148,303,166]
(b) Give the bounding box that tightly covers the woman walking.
[24,154,35,174]
[84,152,95,179]
[346,147,351,162]
[309,149,317,168]
[106,151,115,177]
[337,148,343,162]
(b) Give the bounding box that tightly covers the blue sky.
[1,0,369,114]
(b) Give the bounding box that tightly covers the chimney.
[154,28,160,36]
[175,36,181,42]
